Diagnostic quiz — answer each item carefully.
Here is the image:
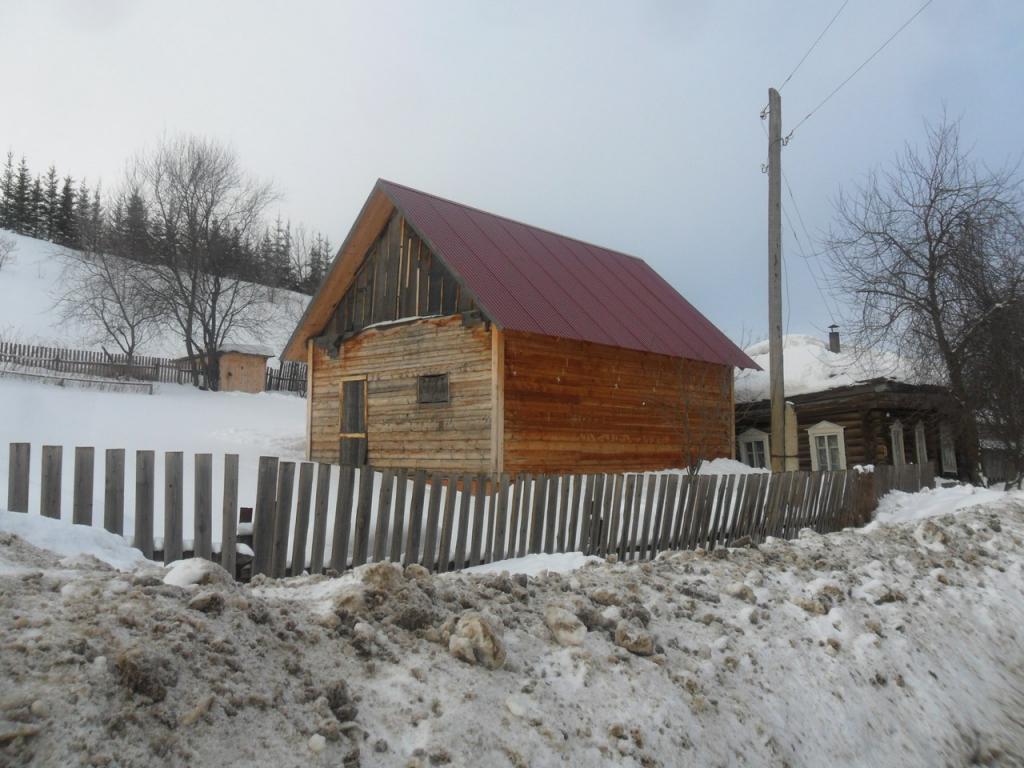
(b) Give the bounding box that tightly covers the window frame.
[939,420,958,474]
[738,428,770,469]
[807,421,847,471]
[890,419,906,467]
[914,421,928,465]
[416,373,450,405]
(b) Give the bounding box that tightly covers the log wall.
[309,315,493,471]
[501,330,734,474]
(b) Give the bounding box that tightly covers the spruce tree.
[55,176,76,246]
[74,180,91,250]
[122,189,151,260]
[12,156,31,234]
[0,152,14,230]
[43,166,59,241]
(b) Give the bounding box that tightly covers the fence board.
[271,461,296,578]
[309,464,331,573]
[373,469,395,564]
[603,475,622,557]
[723,474,749,547]
[404,470,427,567]
[390,469,408,564]
[670,474,692,549]
[438,475,458,572]
[454,474,472,570]
[6,443,29,513]
[329,466,355,572]
[352,466,375,567]
[193,453,213,560]
[659,475,679,552]
[507,475,524,560]
[73,447,95,526]
[492,474,510,562]
[134,450,155,559]
[164,452,184,564]
[516,473,533,558]
[579,474,597,555]
[636,475,656,560]
[40,445,62,520]
[290,462,315,574]
[619,475,636,560]
[253,456,280,576]
[421,473,443,570]
[545,475,560,554]
[102,449,125,535]
[221,454,239,577]
[469,474,488,566]
[627,475,644,560]
[556,474,571,553]
[529,475,548,555]
[567,475,583,552]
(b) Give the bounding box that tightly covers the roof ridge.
[377,178,648,266]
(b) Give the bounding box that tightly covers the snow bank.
[463,551,601,577]
[735,334,915,402]
[866,484,1022,528]
[0,509,149,570]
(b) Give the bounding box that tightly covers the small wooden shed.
[282,179,756,474]
[174,344,274,394]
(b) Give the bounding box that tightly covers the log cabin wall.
[501,330,734,474]
[308,315,493,471]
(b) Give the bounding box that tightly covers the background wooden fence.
[264,361,307,395]
[4,442,935,580]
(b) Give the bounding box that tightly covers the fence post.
[7,443,30,513]
[134,450,155,559]
[103,449,125,535]
[194,453,213,560]
[252,456,280,576]
[164,452,184,564]
[71,447,95,525]
[40,445,62,520]
[221,454,239,577]
[271,461,296,578]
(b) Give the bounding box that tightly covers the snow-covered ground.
[0,229,308,358]
[1,486,1023,766]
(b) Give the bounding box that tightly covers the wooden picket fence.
[0,341,204,386]
[264,361,307,396]
[4,442,935,580]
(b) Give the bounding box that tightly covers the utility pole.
[767,87,787,472]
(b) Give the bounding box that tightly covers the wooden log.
[492,474,510,561]
[453,473,472,570]
[329,465,355,572]
[40,445,62,520]
[389,469,408,564]
[289,462,315,573]
[421,473,444,570]
[102,448,125,535]
[308,463,331,574]
[555,474,571,553]
[437,475,458,572]
[163,452,184,565]
[404,469,427,567]
[567,474,583,552]
[544,474,559,554]
[516,473,532,558]
[352,466,376,567]
[133,450,155,559]
[619,475,636,560]
[220,454,239,578]
[528,475,548,555]
[252,456,280,576]
[72,447,95,526]
[193,453,213,560]
[636,475,657,560]
[469,474,488,566]
[373,469,395,564]
[271,461,296,578]
[7,443,30,513]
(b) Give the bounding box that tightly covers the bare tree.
[133,135,277,389]
[826,115,1024,482]
[56,243,162,363]
[0,233,15,271]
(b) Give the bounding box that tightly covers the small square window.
[417,373,449,404]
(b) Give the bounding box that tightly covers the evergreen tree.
[0,152,14,230]
[121,189,152,260]
[75,179,92,250]
[43,166,59,241]
[54,176,76,247]
[12,156,31,233]
[28,176,44,237]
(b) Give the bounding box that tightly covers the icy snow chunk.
[464,551,601,577]
[544,605,588,646]
[0,510,149,571]
[163,558,233,588]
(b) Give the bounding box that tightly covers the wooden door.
[339,377,368,465]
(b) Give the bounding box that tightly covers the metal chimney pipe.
[828,324,841,353]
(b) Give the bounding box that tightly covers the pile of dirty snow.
[3,488,1024,765]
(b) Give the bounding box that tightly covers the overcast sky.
[1,1,1021,344]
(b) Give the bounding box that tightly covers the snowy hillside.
[1,488,1022,766]
[735,334,918,403]
[0,229,309,359]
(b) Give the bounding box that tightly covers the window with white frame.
[939,421,958,474]
[738,428,770,469]
[890,419,906,467]
[807,421,846,471]
[914,421,928,465]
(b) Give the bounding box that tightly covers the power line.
[778,0,850,92]
[786,0,935,141]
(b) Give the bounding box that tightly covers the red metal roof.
[378,179,757,369]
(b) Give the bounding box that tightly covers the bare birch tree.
[826,115,1024,482]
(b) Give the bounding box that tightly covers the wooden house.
[734,333,965,478]
[282,180,755,474]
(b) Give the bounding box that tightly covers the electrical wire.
[779,0,850,92]
[785,0,935,141]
